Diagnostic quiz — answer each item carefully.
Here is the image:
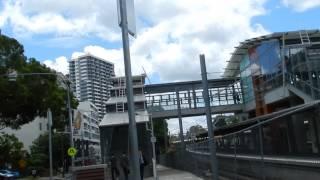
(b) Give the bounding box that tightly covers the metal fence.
[185,100,320,179]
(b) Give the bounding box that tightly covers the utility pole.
[200,54,219,180]
[119,0,141,179]
[66,82,75,168]
[150,115,158,180]
[48,109,53,180]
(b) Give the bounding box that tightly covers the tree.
[186,125,207,139]
[28,133,70,175]
[153,118,168,153]
[214,115,240,128]
[0,133,25,169]
[0,34,77,129]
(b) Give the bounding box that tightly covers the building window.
[39,123,42,131]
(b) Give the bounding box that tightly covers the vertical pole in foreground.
[200,54,219,180]
[48,109,53,180]
[119,0,141,179]
[67,82,75,168]
[150,116,158,180]
[176,88,185,150]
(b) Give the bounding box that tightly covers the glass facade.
[240,40,282,103]
[286,46,320,99]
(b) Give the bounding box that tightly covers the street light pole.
[119,0,141,179]
[66,80,75,169]
[149,115,158,180]
[48,108,53,180]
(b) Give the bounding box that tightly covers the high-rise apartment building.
[69,54,115,120]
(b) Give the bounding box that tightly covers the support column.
[200,54,219,180]
[188,90,192,109]
[192,86,197,108]
[176,88,185,150]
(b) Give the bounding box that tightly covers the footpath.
[146,165,203,180]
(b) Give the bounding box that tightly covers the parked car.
[0,170,14,179]
[0,169,19,179]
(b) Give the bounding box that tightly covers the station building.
[221,29,320,155]
[224,29,320,116]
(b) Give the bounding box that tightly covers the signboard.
[117,0,136,37]
[68,147,77,157]
[151,136,157,143]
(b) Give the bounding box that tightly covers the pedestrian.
[139,150,148,180]
[31,168,37,178]
[120,152,129,180]
[110,153,119,180]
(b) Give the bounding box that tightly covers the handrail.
[187,100,320,146]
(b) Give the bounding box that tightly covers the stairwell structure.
[99,74,150,162]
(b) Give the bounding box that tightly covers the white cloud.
[43,56,69,75]
[0,0,120,40]
[1,0,269,82]
[71,0,269,82]
[167,116,207,134]
[282,0,320,12]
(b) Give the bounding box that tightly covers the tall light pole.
[119,0,141,179]
[66,82,75,168]
[48,108,53,180]
[149,114,158,180]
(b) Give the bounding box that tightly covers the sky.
[1,0,320,133]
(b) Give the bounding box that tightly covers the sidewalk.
[146,165,203,180]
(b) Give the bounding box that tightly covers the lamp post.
[4,71,75,168]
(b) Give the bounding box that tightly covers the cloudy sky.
[1,0,320,132]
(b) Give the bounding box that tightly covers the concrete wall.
[1,117,48,152]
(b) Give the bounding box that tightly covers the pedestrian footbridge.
[145,78,243,119]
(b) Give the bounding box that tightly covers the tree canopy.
[0,133,25,169]
[28,133,70,175]
[0,34,77,129]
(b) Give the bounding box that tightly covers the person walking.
[139,150,148,180]
[120,152,129,180]
[110,153,119,180]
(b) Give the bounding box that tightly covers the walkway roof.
[145,78,239,94]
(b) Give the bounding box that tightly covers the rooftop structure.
[99,74,149,127]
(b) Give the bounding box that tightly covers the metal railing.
[186,100,320,179]
[146,82,243,112]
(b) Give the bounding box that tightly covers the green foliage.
[186,125,207,139]
[153,119,168,153]
[0,133,25,169]
[0,34,78,129]
[28,133,70,174]
[215,115,240,128]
